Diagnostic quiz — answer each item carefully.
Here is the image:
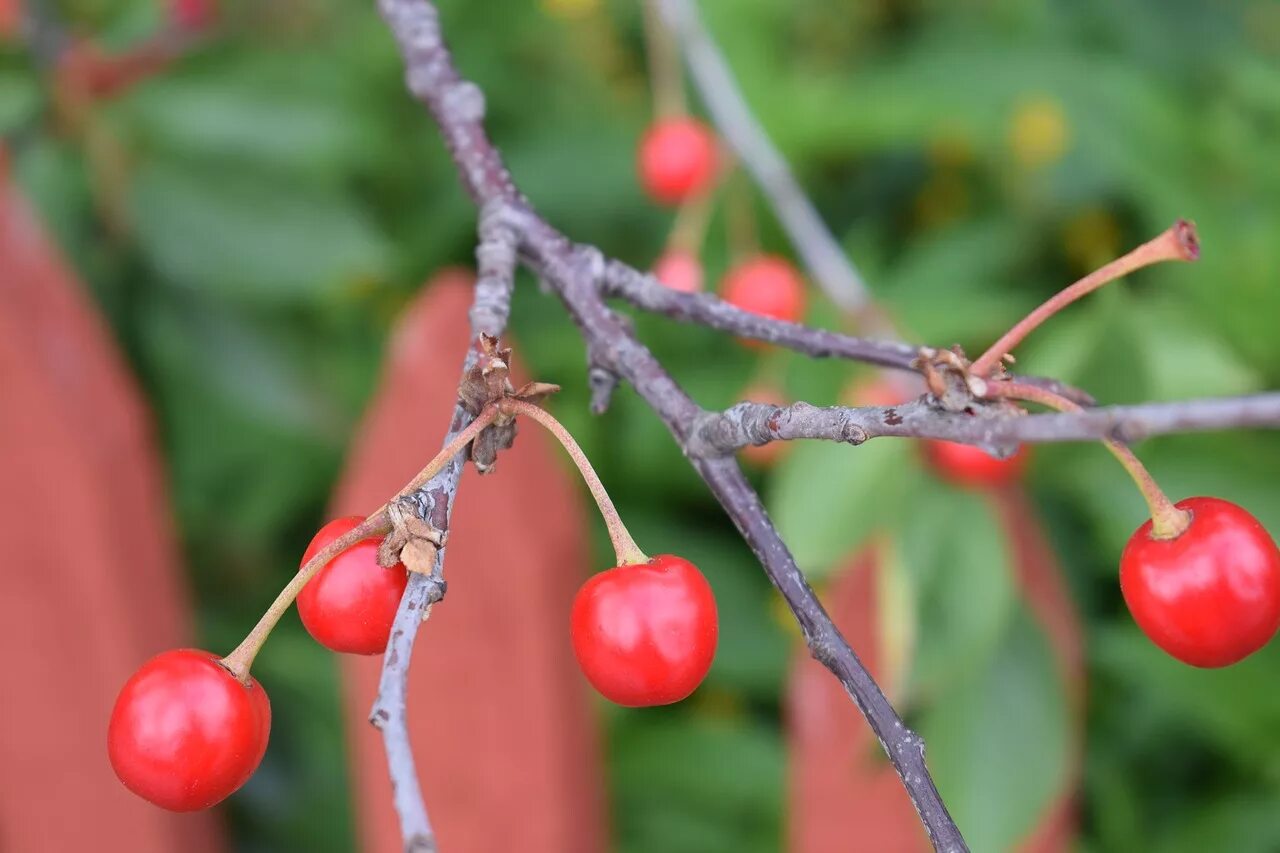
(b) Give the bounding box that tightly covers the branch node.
[588,365,619,414]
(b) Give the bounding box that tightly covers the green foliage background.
[5,0,1280,850]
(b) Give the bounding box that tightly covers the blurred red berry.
[722,255,806,326]
[924,439,1027,488]
[637,118,719,205]
[653,249,704,293]
[170,0,216,32]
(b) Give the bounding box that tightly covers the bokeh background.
[3,0,1280,851]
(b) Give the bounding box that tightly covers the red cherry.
[570,554,718,707]
[1121,497,1280,667]
[653,249,704,293]
[924,440,1027,488]
[637,118,719,205]
[108,649,270,811]
[721,256,806,326]
[297,516,409,655]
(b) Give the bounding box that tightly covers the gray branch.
[601,257,918,367]
[373,1,966,849]
[367,186,518,852]
[691,392,1280,456]
[601,258,1096,405]
[372,1,1280,851]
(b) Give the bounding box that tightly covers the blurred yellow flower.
[1008,96,1070,169]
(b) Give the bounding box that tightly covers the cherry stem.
[725,166,759,263]
[642,0,686,118]
[503,399,649,566]
[970,220,1200,376]
[220,404,503,682]
[986,381,1191,539]
[667,186,715,255]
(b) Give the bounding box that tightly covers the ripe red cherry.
[653,249,704,293]
[637,118,719,205]
[924,440,1027,488]
[721,256,806,326]
[570,554,718,707]
[297,516,409,655]
[1121,496,1280,667]
[108,649,270,811]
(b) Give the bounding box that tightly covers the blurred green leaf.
[1094,625,1280,770]
[770,438,921,580]
[897,485,1016,699]
[919,612,1070,853]
[0,65,39,134]
[122,74,371,179]
[611,716,782,853]
[130,161,392,303]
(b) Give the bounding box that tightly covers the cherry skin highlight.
[108,649,271,811]
[721,256,806,326]
[570,554,718,707]
[297,516,409,655]
[924,440,1027,488]
[637,118,719,205]
[653,249,704,294]
[1121,496,1280,667]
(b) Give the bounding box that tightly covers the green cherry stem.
[970,220,1199,377]
[220,403,503,683]
[504,399,649,566]
[987,381,1191,539]
[641,0,686,118]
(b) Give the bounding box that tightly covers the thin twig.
[600,257,1095,405]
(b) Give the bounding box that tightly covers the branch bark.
[600,258,1096,405]
[367,200,517,853]
[690,392,1280,456]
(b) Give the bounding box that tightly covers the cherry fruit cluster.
[109,399,719,812]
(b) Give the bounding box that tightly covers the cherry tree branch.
[367,202,518,853]
[372,1,1280,850]
[374,0,967,848]
[689,392,1280,456]
[600,259,1095,405]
